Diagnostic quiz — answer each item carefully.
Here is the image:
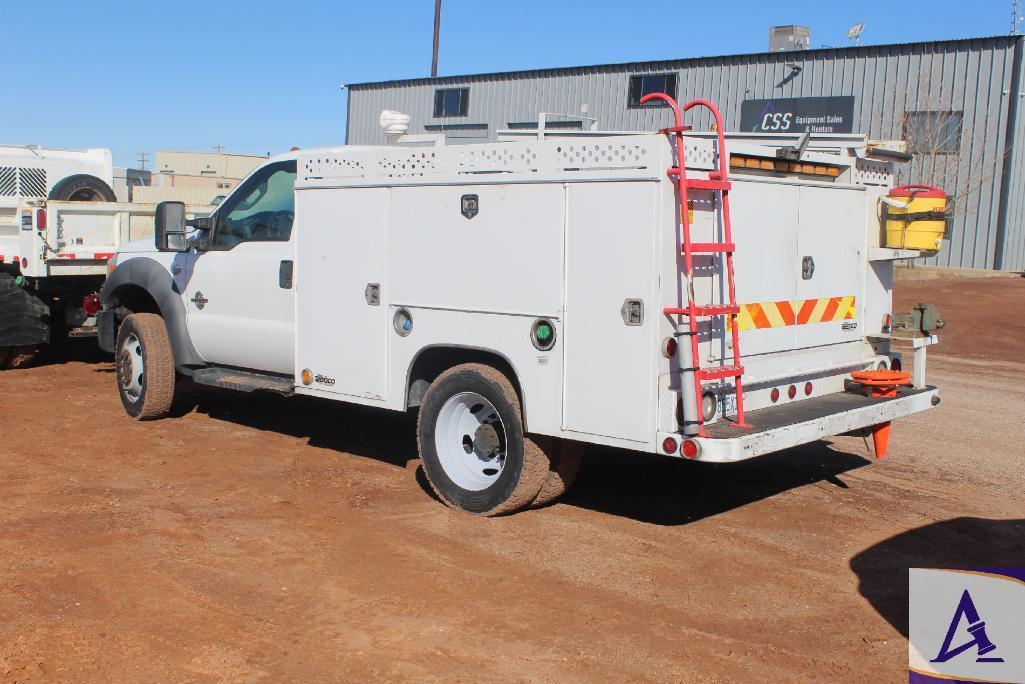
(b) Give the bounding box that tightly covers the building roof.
[347,34,1020,90]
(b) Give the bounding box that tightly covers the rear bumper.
[659,386,939,463]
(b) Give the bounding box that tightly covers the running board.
[190,367,295,395]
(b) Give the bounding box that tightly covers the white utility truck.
[98,97,943,515]
[0,196,210,369]
[0,145,122,369]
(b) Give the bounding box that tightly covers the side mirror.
[154,201,188,252]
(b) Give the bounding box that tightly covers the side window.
[212,161,297,248]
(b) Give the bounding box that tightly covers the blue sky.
[0,1,1008,167]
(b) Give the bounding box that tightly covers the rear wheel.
[417,363,551,516]
[530,439,584,509]
[115,313,175,420]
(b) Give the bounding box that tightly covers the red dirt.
[894,272,1025,364]
[0,274,1023,682]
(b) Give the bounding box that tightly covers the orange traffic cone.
[871,421,892,459]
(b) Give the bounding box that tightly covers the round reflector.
[662,337,678,358]
[770,388,780,403]
[804,381,813,396]
[662,437,678,454]
[787,385,797,399]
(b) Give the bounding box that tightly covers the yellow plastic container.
[884,185,947,252]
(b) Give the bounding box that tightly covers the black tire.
[530,439,584,509]
[48,174,117,203]
[115,313,175,420]
[417,363,551,516]
[1,345,38,370]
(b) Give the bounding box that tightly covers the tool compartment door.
[562,182,656,443]
[795,186,864,348]
[294,186,390,400]
[728,181,799,357]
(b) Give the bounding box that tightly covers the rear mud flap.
[0,274,50,346]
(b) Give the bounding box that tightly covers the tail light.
[681,439,700,459]
[770,388,780,403]
[35,208,46,231]
[804,382,813,396]
[662,437,679,454]
[787,385,797,399]
[82,293,101,316]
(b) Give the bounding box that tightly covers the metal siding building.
[347,36,1025,270]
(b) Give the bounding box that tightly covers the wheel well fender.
[405,345,527,426]
[100,256,204,371]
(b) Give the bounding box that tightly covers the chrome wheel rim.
[117,332,144,402]
[434,392,507,491]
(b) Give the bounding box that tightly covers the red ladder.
[640,93,750,435]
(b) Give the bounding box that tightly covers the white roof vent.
[379,110,411,138]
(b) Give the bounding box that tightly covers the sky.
[0,0,1010,167]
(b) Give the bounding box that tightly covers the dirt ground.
[1,272,1023,682]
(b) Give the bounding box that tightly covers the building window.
[507,120,583,130]
[903,111,963,154]
[434,88,469,117]
[628,73,678,108]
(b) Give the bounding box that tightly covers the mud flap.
[0,273,50,346]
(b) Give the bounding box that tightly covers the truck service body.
[99,102,940,515]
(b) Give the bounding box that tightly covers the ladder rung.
[663,304,740,317]
[697,365,744,381]
[686,242,735,253]
[686,179,732,191]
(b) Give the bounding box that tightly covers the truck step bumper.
[662,386,939,463]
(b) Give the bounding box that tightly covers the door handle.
[279,260,294,289]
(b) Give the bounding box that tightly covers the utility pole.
[431,0,442,77]
[1013,0,1024,34]
[137,151,149,171]
[212,143,226,153]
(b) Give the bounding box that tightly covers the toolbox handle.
[891,184,944,195]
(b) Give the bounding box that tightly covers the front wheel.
[417,363,552,516]
[115,313,175,420]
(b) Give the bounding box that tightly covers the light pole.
[431,0,442,77]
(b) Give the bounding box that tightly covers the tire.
[417,363,551,516]
[0,346,38,370]
[48,174,117,203]
[530,438,584,509]
[115,313,175,420]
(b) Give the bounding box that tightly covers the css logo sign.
[760,111,794,131]
[910,569,1025,683]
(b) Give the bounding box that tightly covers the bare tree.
[873,74,1008,221]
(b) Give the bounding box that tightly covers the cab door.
[183,160,297,375]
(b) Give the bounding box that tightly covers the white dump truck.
[98,97,943,515]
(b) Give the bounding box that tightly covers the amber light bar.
[729,154,840,177]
